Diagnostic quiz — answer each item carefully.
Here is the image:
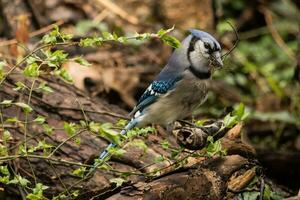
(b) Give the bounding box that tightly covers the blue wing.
[131,77,182,116]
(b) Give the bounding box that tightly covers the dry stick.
[94,0,139,25]
[0,20,64,47]
[93,9,109,23]
[262,7,296,61]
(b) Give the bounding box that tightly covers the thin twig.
[0,154,91,168]
[262,7,296,61]
[48,161,72,197]
[0,20,64,47]
[48,129,87,158]
[221,21,240,60]
[94,0,139,25]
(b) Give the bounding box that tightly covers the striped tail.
[98,118,138,160]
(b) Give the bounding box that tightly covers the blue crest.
[189,29,221,50]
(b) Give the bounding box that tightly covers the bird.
[98,29,223,161]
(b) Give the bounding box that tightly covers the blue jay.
[98,29,223,160]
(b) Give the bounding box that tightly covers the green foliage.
[63,122,78,136]
[23,63,40,77]
[109,177,126,187]
[206,136,227,157]
[42,25,72,44]
[98,123,120,145]
[224,103,249,128]
[54,68,74,83]
[8,175,30,187]
[0,25,185,199]
[13,81,27,91]
[72,167,86,178]
[0,61,6,80]
[129,139,148,152]
[14,102,33,113]
[37,82,53,93]
[26,183,49,200]
[160,140,169,150]
[157,27,181,48]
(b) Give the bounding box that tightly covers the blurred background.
[0,0,299,194]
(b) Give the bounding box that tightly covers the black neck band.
[189,65,211,79]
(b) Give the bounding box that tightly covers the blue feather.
[131,77,181,116]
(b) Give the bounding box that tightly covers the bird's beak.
[212,52,223,69]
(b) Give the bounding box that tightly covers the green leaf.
[13,81,27,91]
[63,122,77,136]
[0,175,9,184]
[206,136,227,157]
[74,56,91,66]
[46,50,68,67]
[160,140,169,150]
[5,117,20,124]
[109,177,126,187]
[0,100,13,106]
[134,32,151,41]
[223,114,238,128]
[0,165,9,176]
[8,175,30,187]
[43,124,54,135]
[79,37,104,47]
[129,140,148,152]
[0,61,5,80]
[154,155,164,162]
[157,26,175,37]
[3,130,12,141]
[194,119,209,126]
[33,182,49,194]
[72,167,86,178]
[37,82,53,93]
[26,194,42,200]
[102,31,114,40]
[238,191,260,200]
[263,184,271,200]
[88,121,101,132]
[42,34,57,44]
[117,36,128,43]
[15,102,33,113]
[34,140,54,152]
[27,182,49,200]
[74,137,81,145]
[26,56,37,65]
[161,35,181,48]
[42,25,59,44]
[157,26,181,48]
[33,115,46,124]
[23,63,40,77]
[113,148,126,157]
[99,123,120,145]
[54,69,73,83]
[116,119,127,128]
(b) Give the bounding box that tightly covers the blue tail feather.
[98,118,138,161]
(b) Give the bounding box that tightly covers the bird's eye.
[204,43,210,49]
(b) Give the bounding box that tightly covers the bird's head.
[184,29,223,72]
